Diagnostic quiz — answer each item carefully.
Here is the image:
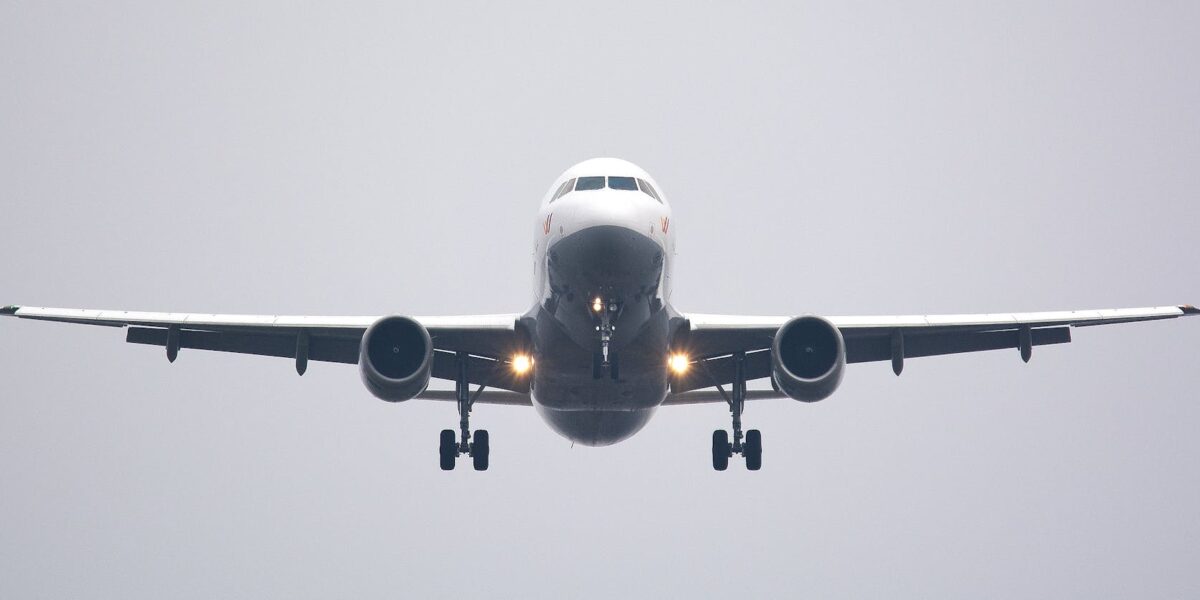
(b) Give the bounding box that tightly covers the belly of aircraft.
[529,308,671,446]
[529,225,674,446]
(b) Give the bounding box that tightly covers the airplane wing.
[0,305,531,397]
[671,305,1199,393]
[6,303,1195,403]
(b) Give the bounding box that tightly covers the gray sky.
[2,2,1198,598]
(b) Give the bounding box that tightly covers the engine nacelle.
[771,315,846,402]
[359,315,433,402]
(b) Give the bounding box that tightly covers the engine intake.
[771,315,845,402]
[359,315,433,402]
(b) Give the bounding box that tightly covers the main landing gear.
[711,352,762,471]
[439,352,489,471]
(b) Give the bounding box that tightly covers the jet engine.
[771,316,846,402]
[359,316,433,402]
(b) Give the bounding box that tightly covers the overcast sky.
[2,2,1198,598]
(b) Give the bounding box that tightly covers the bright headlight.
[668,353,690,374]
[512,354,534,375]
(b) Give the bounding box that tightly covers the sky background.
[1,1,1198,598]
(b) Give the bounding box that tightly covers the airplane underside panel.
[534,404,657,447]
[530,225,675,445]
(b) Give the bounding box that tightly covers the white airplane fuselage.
[526,158,679,446]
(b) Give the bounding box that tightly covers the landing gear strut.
[711,352,762,471]
[440,351,489,471]
[592,297,620,381]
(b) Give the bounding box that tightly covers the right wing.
[1,305,531,396]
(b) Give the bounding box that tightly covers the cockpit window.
[550,178,575,202]
[608,176,638,191]
[637,178,662,202]
[565,175,662,199]
[575,176,605,191]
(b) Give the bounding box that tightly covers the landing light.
[592,297,604,313]
[512,354,534,375]
[668,353,690,375]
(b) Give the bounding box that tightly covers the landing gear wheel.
[443,351,495,471]
[744,429,762,471]
[439,429,457,471]
[472,430,490,471]
[712,430,731,471]
[710,353,762,471]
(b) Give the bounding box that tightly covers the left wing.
[672,304,1198,393]
[0,305,530,395]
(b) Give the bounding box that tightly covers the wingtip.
[1181,304,1200,316]
[0,305,18,316]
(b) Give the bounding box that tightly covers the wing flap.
[671,349,772,394]
[663,389,785,405]
[430,351,530,393]
[414,389,533,406]
[844,326,1071,363]
[126,327,360,364]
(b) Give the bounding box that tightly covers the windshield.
[575,176,605,191]
[565,175,661,201]
[607,176,638,191]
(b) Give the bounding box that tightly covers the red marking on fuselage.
[660,216,669,234]
[543,213,553,235]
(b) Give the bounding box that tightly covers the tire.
[744,429,762,471]
[439,429,457,471]
[712,430,730,471]
[472,430,490,471]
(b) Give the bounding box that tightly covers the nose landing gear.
[440,352,490,471]
[591,296,621,381]
[709,352,762,471]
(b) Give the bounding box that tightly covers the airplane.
[3,157,1196,471]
